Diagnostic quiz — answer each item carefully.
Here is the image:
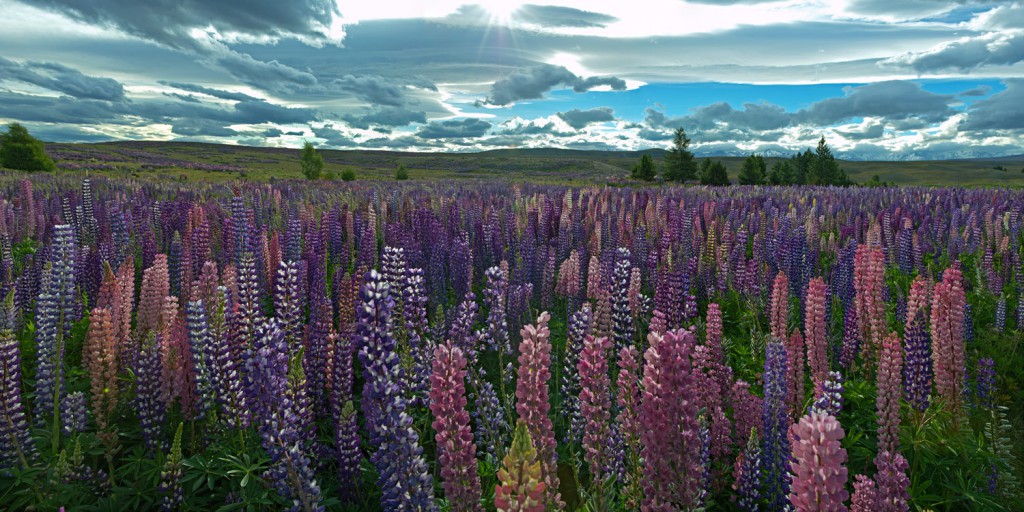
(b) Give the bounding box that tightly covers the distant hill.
[37,140,1024,187]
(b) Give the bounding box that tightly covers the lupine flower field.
[0,173,1022,511]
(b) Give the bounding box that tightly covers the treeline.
[632,128,853,186]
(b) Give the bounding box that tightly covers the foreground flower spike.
[640,329,702,510]
[876,332,903,455]
[86,307,118,433]
[850,474,879,512]
[356,270,436,511]
[762,338,790,510]
[561,304,591,444]
[786,329,806,419]
[578,335,612,483]
[805,277,829,393]
[430,342,483,512]
[0,329,36,471]
[495,420,546,512]
[611,247,634,352]
[930,265,966,411]
[733,428,761,512]
[854,244,885,364]
[158,422,184,512]
[133,335,166,453]
[515,312,561,510]
[770,271,789,341]
[788,412,849,512]
[874,451,910,512]
[61,391,87,435]
[902,315,932,413]
[811,371,845,417]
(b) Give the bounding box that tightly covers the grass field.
[36,140,1024,187]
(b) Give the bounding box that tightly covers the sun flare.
[483,0,521,25]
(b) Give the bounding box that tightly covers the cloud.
[159,81,259,101]
[884,31,1024,73]
[513,5,618,28]
[795,81,955,124]
[29,0,341,51]
[416,118,492,138]
[0,57,125,101]
[843,0,980,21]
[556,107,616,130]
[637,127,674,141]
[498,117,575,136]
[329,75,410,107]
[959,85,992,97]
[343,107,427,129]
[263,127,283,137]
[312,124,358,147]
[961,79,1024,131]
[171,119,237,137]
[479,64,627,106]
[837,121,886,140]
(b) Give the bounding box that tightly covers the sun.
[483,0,521,26]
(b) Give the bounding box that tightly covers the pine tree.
[699,159,730,186]
[664,128,697,182]
[738,154,766,185]
[632,154,656,181]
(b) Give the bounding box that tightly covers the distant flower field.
[0,173,1020,511]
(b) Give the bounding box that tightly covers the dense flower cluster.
[429,342,482,512]
[788,412,849,511]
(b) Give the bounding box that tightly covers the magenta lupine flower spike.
[770,271,790,341]
[904,275,931,332]
[788,412,849,512]
[876,332,903,455]
[874,451,910,512]
[515,311,562,510]
[931,265,966,411]
[578,335,612,483]
[786,329,806,420]
[429,342,483,512]
[640,329,702,510]
[805,277,829,394]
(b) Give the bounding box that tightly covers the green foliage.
[630,154,656,181]
[299,141,324,180]
[663,128,697,182]
[864,174,889,187]
[341,168,356,181]
[395,164,410,180]
[738,154,766,185]
[699,158,730,186]
[1,123,56,172]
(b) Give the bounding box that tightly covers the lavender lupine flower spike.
[611,248,634,353]
[0,329,36,471]
[902,315,932,413]
[356,270,437,511]
[762,339,790,510]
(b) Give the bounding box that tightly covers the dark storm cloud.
[795,81,955,124]
[556,107,616,130]
[28,0,340,51]
[513,5,618,28]
[342,107,427,129]
[961,79,1024,131]
[159,81,260,102]
[479,64,627,106]
[416,118,492,139]
[0,57,125,101]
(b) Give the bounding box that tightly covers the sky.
[2,0,1024,160]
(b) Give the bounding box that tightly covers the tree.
[341,168,356,181]
[810,136,841,185]
[699,158,730,186]
[300,141,323,180]
[0,123,55,172]
[395,164,410,180]
[631,154,656,181]
[738,154,766,185]
[768,161,794,185]
[663,128,697,182]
